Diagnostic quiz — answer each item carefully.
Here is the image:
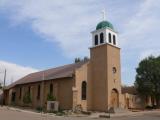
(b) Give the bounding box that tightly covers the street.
[0,107,160,120]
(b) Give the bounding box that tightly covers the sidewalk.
[97,109,160,118]
[1,106,160,118]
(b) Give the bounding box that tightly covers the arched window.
[81,81,87,100]
[37,85,41,100]
[28,86,31,95]
[100,33,104,44]
[108,33,112,43]
[50,83,53,94]
[95,35,98,45]
[113,35,116,45]
[19,87,22,99]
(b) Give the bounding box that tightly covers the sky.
[0,0,160,86]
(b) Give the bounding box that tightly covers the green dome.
[96,21,114,30]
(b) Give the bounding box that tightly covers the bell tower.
[90,11,121,111]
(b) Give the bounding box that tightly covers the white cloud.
[0,0,105,58]
[120,0,160,49]
[139,49,160,61]
[0,0,160,86]
[0,60,38,85]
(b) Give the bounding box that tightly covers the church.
[3,15,152,112]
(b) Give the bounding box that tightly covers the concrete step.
[108,107,130,113]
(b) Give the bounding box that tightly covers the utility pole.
[3,69,6,88]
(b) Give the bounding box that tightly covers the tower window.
[37,85,41,100]
[100,33,104,44]
[81,81,87,100]
[108,33,112,43]
[113,35,116,45]
[95,35,98,45]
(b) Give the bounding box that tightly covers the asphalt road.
[0,107,160,120]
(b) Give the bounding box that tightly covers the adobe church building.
[4,18,152,112]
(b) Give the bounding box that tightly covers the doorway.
[110,89,119,108]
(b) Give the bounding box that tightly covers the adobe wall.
[7,77,73,110]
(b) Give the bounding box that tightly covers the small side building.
[121,86,152,109]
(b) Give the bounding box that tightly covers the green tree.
[135,56,160,107]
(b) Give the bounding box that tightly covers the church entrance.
[110,89,119,108]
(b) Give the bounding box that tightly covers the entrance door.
[111,89,119,108]
[126,98,129,108]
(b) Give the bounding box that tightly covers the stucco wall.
[90,44,108,111]
[73,63,88,111]
[90,43,121,111]
[7,77,73,110]
[106,44,122,109]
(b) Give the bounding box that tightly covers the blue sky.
[0,0,160,85]
[0,15,70,68]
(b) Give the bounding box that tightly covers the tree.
[75,58,81,63]
[83,56,89,62]
[135,56,160,107]
[74,56,89,63]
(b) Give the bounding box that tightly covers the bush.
[152,105,158,109]
[146,105,158,109]
[23,92,32,104]
[47,93,56,101]
[145,105,153,109]
[36,106,43,112]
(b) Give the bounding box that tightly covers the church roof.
[96,20,114,30]
[5,61,88,90]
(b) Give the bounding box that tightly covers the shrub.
[145,105,153,109]
[47,93,56,101]
[36,106,43,112]
[23,92,32,104]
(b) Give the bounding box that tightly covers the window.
[113,67,117,74]
[19,87,22,99]
[95,35,98,45]
[108,33,112,43]
[11,92,16,102]
[100,33,104,44]
[28,86,31,95]
[113,35,116,45]
[81,81,87,100]
[50,83,53,94]
[37,85,41,100]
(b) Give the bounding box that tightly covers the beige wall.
[7,77,74,110]
[90,44,108,111]
[73,63,88,111]
[106,44,122,108]
[90,43,121,111]
[122,93,152,109]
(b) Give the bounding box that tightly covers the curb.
[99,110,160,118]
